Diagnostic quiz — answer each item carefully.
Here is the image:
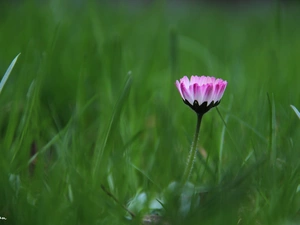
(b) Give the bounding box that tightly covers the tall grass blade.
[267,94,276,166]
[290,105,300,119]
[0,53,21,95]
[92,75,132,178]
[218,96,233,184]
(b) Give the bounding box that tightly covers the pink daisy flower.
[176,75,227,114]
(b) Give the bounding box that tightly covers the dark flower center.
[183,99,220,115]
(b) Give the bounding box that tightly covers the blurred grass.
[0,1,300,224]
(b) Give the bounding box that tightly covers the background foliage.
[0,1,300,224]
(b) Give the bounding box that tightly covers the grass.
[0,1,300,224]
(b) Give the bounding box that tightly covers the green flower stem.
[182,113,203,184]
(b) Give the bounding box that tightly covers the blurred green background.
[0,0,300,224]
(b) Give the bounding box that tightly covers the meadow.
[0,1,300,224]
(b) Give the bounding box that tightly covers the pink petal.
[190,75,200,85]
[191,83,199,103]
[175,80,184,99]
[203,84,214,104]
[217,81,227,100]
[180,82,193,105]
[212,83,220,102]
[180,76,190,87]
[194,84,205,105]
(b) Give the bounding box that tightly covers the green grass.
[0,1,300,224]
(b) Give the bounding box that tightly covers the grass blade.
[290,105,300,119]
[218,96,233,184]
[267,93,277,166]
[0,53,21,94]
[92,75,132,178]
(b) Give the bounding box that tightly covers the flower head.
[176,75,227,115]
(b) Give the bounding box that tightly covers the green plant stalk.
[182,113,203,184]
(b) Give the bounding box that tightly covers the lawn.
[0,1,300,224]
